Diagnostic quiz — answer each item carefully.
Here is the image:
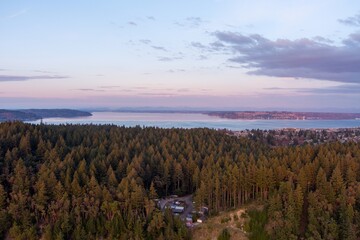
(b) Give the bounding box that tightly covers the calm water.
[30,112,360,130]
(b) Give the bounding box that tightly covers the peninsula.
[0,109,92,122]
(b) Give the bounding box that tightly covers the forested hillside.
[0,109,91,122]
[0,122,359,239]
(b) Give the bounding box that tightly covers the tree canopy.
[0,122,359,239]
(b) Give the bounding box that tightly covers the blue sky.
[1,0,360,111]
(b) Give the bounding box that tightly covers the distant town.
[208,111,360,120]
[229,127,360,146]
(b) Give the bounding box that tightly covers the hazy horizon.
[1,1,360,110]
[3,106,360,114]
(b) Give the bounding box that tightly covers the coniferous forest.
[0,122,360,239]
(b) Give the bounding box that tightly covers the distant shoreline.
[0,109,92,122]
[2,109,360,122]
[93,109,360,121]
[18,111,360,131]
[206,111,360,120]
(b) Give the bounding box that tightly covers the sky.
[1,0,360,111]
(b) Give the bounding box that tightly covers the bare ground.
[191,208,249,240]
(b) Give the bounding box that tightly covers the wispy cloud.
[185,17,205,27]
[152,46,167,51]
[33,69,60,74]
[191,40,225,52]
[73,88,105,92]
[8,9,28,18]
[264,84,360,95]
[168,69,186,73]
[97,86,137,92]
[110,21,123,29]
[226,65,242,69]
[200,88,211,92]
[174,17,206,28]
[147,16,156,21]
[312,36,333,43]
[158,56,182,62]
[133,87,149,90]
[339,13,360,27]
[139,39,151,44]
[198,55,208,60]
[128,21,137,26]
[177,88,190,92]
[139,93,172,96]
[263,87,290,91]
[158,57,174,62]
[301,84,360,95]
[209,31,360,83]
[191,42,207,49]
[98,85,122,89]
[0,75,69,82]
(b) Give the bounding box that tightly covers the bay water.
[29,112,360,130]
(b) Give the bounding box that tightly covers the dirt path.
[191,208,249,240]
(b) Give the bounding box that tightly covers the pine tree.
[149,181,158,200]
[0,184,10,236]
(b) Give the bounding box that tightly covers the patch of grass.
[236,221,242,229]
[217,228,231,240]
[192,205,259,240]
[245,209,269,240]
[220,216,231,224]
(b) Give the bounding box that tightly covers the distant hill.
[20,109,92,118]
[0,109,92,122]
[0,110,39,121]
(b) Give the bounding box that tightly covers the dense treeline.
[0,122,359,239]
[0,122,200,239]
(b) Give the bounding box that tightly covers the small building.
[172,205,184,214]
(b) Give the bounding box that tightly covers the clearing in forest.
[192,207,252,240]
